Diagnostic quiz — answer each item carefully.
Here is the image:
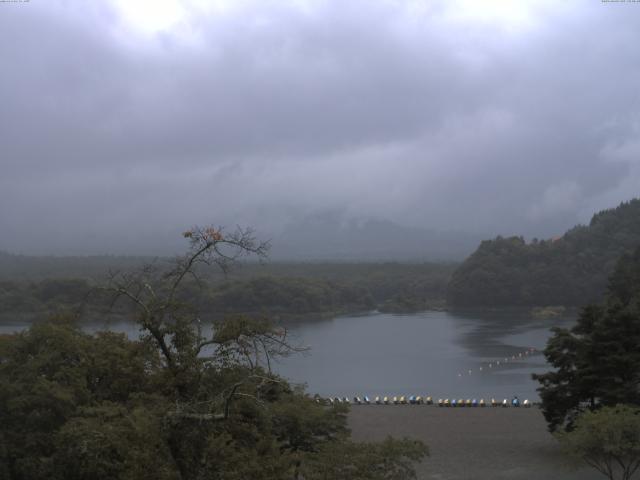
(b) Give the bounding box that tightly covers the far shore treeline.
[448,199,640,308]
[2,198,640,319]
[0,260,453,322]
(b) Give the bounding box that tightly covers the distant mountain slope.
[270,212,481,261]
[447,199,640,307]
[0,252,152,281]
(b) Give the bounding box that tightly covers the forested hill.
[0,261,454,322]
[447,199,640,308]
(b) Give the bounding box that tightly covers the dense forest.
[447,199,640,308]
[0,257,455,323]
[5,199,640,315]
[534,244,640,432]
[0,227,427,479]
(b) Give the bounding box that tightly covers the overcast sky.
[1,0,639,255]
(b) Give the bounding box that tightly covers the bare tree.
[97,224,303,402]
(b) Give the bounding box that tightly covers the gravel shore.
[348,406,604,480]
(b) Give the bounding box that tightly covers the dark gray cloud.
[1,1,639,255]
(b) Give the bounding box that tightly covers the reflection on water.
[275,310,576,400]
[0,309,576,401]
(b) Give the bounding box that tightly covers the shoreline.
[348,406,602,480]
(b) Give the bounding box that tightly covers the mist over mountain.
[270,212,481,261]
[2,2,640,256]
[0,212,480,262]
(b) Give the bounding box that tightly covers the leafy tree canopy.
[0,225,427,480]
[557,405,640,480]
[533,245,640,432]
[448,198,640,307]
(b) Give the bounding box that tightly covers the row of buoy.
[438,398,531,408]
[321,396,532,407]
[457,347,538,378]
[323,395,433,405]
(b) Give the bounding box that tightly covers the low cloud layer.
[1,1,639,255]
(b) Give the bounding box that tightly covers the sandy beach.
[348,406,604,480]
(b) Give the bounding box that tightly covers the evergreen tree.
[449,199,640,307]
[533,246,640,431]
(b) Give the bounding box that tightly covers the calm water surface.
[0,310,574,401]
[274,310,574,401]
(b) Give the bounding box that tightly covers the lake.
[274,309,573,401]
[0,309,574,401]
